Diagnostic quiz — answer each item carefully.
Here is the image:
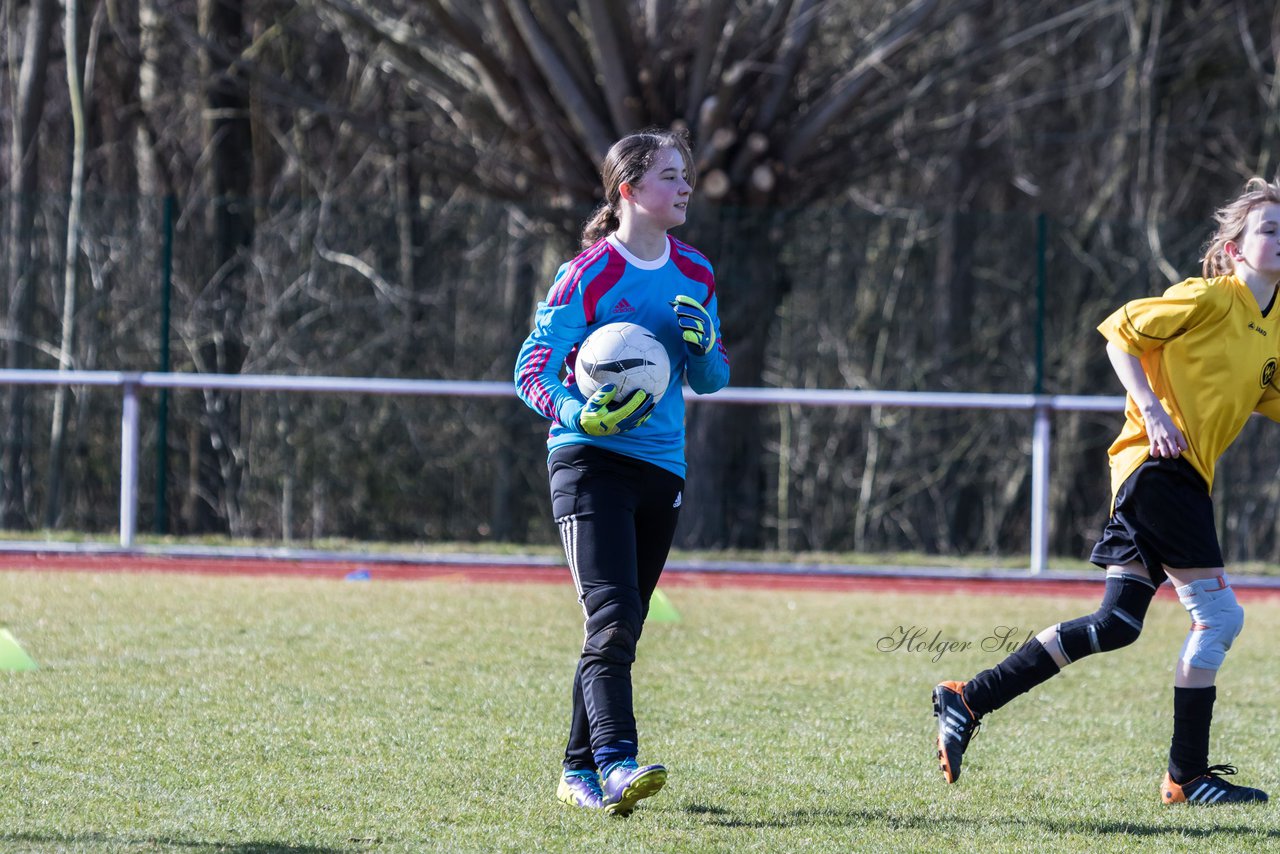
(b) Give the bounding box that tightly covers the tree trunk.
[134,0,170,198]
[929,7,986,552]
[46,0,99,528]
[3,0,58,529]
[679,206,791,548]
[493,207,536,542]
[187,0,253,534]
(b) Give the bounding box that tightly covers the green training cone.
[647,587,681,623]
[0,629,37,671]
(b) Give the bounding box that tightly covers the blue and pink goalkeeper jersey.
[515,233,731,477]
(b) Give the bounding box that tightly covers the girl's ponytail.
[581,203,620,248]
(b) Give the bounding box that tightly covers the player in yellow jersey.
[933,177,1280,804]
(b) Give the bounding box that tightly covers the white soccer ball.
[575,322,671,405]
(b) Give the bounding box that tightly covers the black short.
[1090,456,1223,585]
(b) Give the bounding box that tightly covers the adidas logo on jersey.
[612,298,636,314]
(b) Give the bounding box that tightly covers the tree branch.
[527,0,602,116]
[684,0,732,131]
[581,0,641,136]
[782,0,940,167]
[422,0,527,127]
[486,0,598,196]
[644,0,672,44]
[500,0,614,161]
[303,0,478,119]
[751,0,817,133]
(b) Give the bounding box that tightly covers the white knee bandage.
[1176,575,1244,671]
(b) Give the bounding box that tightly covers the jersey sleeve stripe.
[549,240,610,307]
[582,250,628,324]
[670,235,710,264]
[670,238,716,301]
[517,344,559,419]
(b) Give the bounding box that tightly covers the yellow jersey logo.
[1262,358,1277,388]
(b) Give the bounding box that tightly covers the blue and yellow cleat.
[600,759,667,816]
[556,768,605,810]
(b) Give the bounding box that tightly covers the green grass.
[1,571,1278,852]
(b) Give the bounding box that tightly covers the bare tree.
[134,0,174,198]
[2,0,1278,560]
[45,0,107,527]
[3,0,58,529]
[181,0,255,533]
[311,0,1172,547]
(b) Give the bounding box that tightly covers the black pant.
[548,444,683,771]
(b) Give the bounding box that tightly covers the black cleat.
[1162,765,1269,805]
[933,680,980,784]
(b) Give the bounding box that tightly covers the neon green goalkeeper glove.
[576,384,655,436]
[671,294,716,356]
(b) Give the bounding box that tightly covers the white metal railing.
[0,369,1126,572]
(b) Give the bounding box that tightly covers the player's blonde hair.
[1202,177,1280,278]
[581,129,696,248]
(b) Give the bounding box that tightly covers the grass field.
[1,570,1278,853]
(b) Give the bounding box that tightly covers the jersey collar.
[606,233,670,270]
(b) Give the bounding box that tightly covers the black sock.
[1168,686,1215,784]
[962,638,1061,718]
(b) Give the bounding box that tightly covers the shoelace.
[566,770,603,793]
[1202,764,1239,781]
[601,758,640,782]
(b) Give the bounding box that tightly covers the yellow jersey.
[1097,275,1280,499]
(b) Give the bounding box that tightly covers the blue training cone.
[647,587,681,623]
[0,629,37,671]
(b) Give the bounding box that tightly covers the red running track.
[3,552,1280,599]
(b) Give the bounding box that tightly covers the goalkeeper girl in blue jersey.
[515,128,730,816]
[934,177,1280,805]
